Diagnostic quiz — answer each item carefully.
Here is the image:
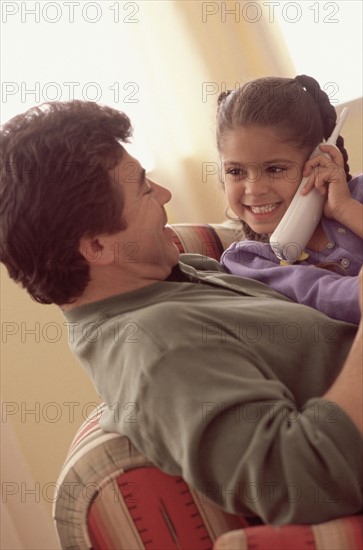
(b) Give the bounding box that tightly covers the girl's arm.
[302,144,363,239]
[221,242,360,324]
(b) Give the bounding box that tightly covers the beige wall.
[1,1,362,547]
[336,97,363,179]
[1,270,99,549]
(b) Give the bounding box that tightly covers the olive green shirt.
[64,254,362,524]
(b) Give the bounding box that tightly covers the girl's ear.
[78,234,116,266]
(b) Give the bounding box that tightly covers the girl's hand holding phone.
[301,144,351,221]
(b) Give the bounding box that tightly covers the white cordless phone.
[269,107,349,263]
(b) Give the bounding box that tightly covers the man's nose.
[151,181,172,204]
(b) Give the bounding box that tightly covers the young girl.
[217,75,363,324]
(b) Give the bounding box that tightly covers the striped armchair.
[53,223,363,550]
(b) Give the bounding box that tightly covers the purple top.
[221,174,363,324]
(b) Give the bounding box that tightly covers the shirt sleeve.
[349,173,363,203]
[222,243,360,324]
[131,345,362,525]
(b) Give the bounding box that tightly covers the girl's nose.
[243,169,269,196]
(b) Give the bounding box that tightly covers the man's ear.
[78,234,116,266]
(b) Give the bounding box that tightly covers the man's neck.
[61,265,173,311]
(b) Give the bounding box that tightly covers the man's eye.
[144,181,154,195]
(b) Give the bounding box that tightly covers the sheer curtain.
[123,1,295,222]
[1,412,60,549]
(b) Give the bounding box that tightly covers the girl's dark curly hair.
[216,75,351,242]
[0,100,133,304]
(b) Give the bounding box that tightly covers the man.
[1,101,362,525]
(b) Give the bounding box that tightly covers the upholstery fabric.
[170,222,244,260]
[214,517,363,550]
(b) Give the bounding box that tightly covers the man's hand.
[323,268,363,435]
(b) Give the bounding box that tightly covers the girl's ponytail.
[295,75,351,181]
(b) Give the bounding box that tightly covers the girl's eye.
[225,167,246,178]
[267,166,286,174]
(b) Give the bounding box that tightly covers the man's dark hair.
[0,100,133,305]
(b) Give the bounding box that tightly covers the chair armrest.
[53,404,247,549]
